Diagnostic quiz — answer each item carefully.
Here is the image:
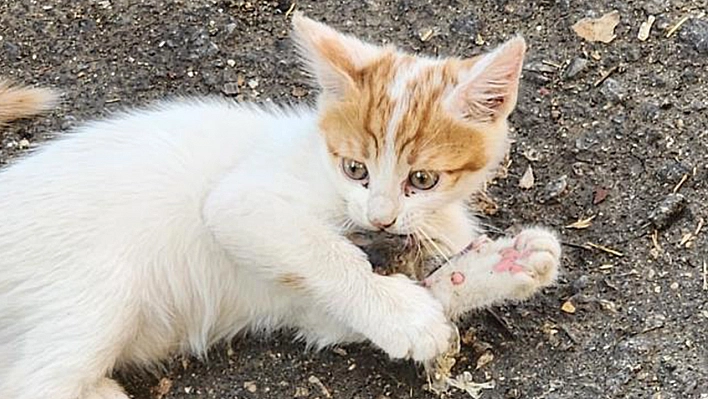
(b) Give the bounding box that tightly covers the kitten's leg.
[424,227,561,319]
[1,266,135,399]
[203,183,453,362]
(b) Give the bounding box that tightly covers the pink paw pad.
[493,248,527,274]
[450,271,465,285]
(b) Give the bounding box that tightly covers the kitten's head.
[293,13,525,235]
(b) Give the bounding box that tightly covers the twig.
[651,229,663,255]
[584,242,624,257]
[285,2,296,18]
[594,65,618,87]
[703,261,707,291]
[485,309,515,339]
[542,60,562,69]
[561,241,592,251]
[672,173,689,193]
[558,324,578,344]
[665,11,704,38]
[695,218,704,236]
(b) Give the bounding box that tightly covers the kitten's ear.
[291,12,382,98]
[447,36,526,124]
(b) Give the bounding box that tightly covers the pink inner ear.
[485,96,505,109]
[450,37,525,123]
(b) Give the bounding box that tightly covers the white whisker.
[416,226,450,264]
[419,221,456,254]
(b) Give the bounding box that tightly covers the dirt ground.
[1,0,707,398]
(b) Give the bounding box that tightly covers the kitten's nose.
[370,217,397,230]
[367,194,399,231]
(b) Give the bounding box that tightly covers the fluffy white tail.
[0,79,58,125]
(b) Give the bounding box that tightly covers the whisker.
[416,226,450,264]
[419,221,456,254]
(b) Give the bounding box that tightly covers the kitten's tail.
[0,79,58,125]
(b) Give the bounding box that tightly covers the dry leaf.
[572,10,621,43]
[561,300,577,314]
[519,165,535,189]
[565,215,596,229]
[447,372,495,399]
[308,376,332,398]
[461,327,477,346]
[593,187,609,204]
[473,190,499,216]
[522,148,540,161]
[475,350,494,370]
[418,27,436,42]
[151,378,173,399]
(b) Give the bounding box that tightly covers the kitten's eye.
[342,158,369,181]
[408,170,439,191]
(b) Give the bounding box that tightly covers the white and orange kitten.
[0,13,559,399]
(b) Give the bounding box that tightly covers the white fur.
[0,15,531,399]
[0,98,459,399]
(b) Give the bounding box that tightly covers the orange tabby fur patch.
[319,54,490,187]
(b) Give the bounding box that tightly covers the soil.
[1,1,707,398]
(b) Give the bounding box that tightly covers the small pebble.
[291,87,308,98]
[679,19,708,54]
[571,275,589,293]
[225,23,237,35]
[600,78,626,103]
[538,175,568,204]
[244,381,257,393]
[655,160,689,184]
[648,193,686,230]
[222,82,240,96]
[563,57,588,79]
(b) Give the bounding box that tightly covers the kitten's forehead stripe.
[320,53,488,175]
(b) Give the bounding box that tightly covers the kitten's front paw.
[368,275,454,362]
[423,227,561,318]
[503,227,561,287]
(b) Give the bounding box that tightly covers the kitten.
[0,13,558,399]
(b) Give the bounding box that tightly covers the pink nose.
[370,217,396,230]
